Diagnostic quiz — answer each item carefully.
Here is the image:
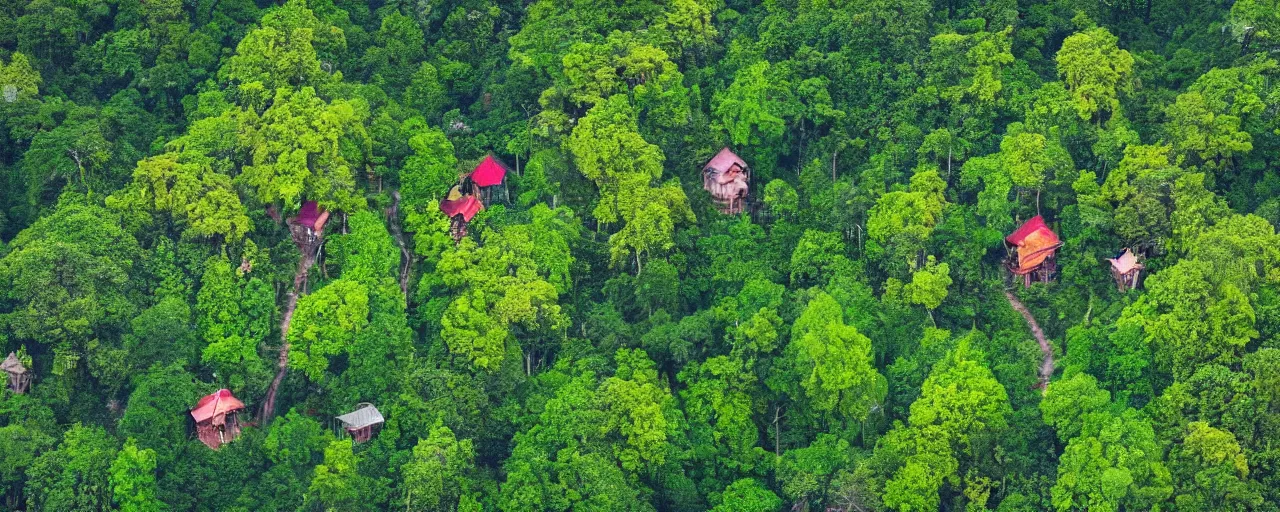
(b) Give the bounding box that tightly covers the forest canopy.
[3,0,1280,510]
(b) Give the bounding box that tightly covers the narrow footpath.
[261,242,320,423]
[1004,290,1054,390]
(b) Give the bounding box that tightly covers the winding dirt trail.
[387,191,413,302]
[260,241,320,423]
[1004,290,1054,390]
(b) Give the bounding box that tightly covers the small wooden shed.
[702,147,751,215]
[2,352,32,394]
[1107,249,1143,291]
[1005,215,1062,287]
[439,179,484,242]
[335,403,384,444]
[191,389,246,450]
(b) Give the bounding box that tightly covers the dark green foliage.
[3,0,1280,510]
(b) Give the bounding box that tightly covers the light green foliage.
[0,53,42,101]
[25,424,119,512]
[568,95,692,268]
[1229,0,1280,52]
[220,0,345,91]
[307,439,372,511]
[238,86,368,212]
[1164,61,1273,168]
[109,439,161,512]
[905,257,951,313]
[437,214,574,371]
[400,118,458,208]
[1042,375,1173,512]
[401,422,477,512]
[1171,422,1261,510]
[598,349,674,471]
[715,61,787,147]
[868,168,948,267]
[788,292,885,423]
[713,478,781,512]
[1056,27,1133,121]
[287,279,371,381]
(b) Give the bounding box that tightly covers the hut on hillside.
[1107,249,1143,291]
[702,147,751,215]
[1005,215,1062,287]
[470,154,510,204]
[191,389,246,450]
[335,403,384,443]
[2,352,32,394]
[287,201,331,248]
[439,179,484,242]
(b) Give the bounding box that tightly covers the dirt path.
[387,191,413,303]
[1004,290,1054,390]
[260,242,319,423]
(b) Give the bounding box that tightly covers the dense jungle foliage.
[3,0,1280,510]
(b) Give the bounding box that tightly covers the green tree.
[109,439,162,512]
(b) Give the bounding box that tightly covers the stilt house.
[439,179,484,242]
[191,389,246,450]
[702,147,750,215]
[470,155,509,204]
[1107,249,1143,291]
[287,201,331,248]
[1005,215,1062,287]
[335,403,384,444]
[2,352,32,394]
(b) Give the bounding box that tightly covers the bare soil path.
[260,242,319,423]
[1004,290,1054,390]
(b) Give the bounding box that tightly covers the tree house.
[439,178,484,242]
[191,389,246,450]
[335,403,384,444]
[702,147,751,215]
[1107,248,1143,291]
[1005,215,1062,287]
[2,352,32,394]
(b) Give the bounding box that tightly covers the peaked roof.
[1108,249,1143,274]
[703,147,748,175]
[440,195,483,222]
[1005,215,1058,246]
[336,404,384,429]
[1,353,26,374]
[470,155,508,188]
[190,389,245,423]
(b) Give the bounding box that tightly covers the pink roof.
[290,201,322,228]
[191,389,245,423]
[1108,249,1142,274]
[470,155,507,188]
[703,147,748,175]
[440,196,483,222]
[1005,215,1058,246]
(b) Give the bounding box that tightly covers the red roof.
[440,196,483,222]
[470,155,507,188]
[190,389,245,424]
[1005,216,1057,246]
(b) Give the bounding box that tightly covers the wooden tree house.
[287,201,331,249]
[335,403,384,443]
[2,352,32,394]
[439,178,484,242]
[470,154,510,205]
[1107,248,1143,291]
[702,147,751,215]
[1005,215,1062,287]
[191,389,246,450]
